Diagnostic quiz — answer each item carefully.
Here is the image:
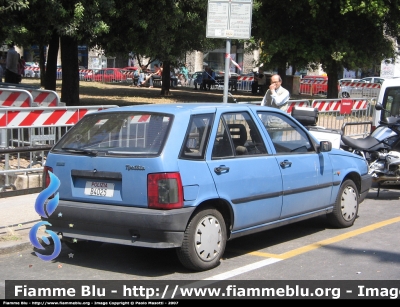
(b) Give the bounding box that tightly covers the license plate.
[84,181,115,197]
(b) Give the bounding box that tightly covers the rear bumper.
[360,173,373,203]
[43,200,196,248]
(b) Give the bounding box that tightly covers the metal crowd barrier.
[236,76,254,92]
[299,79,328,96]
[338,82,381,99]
[311,98,374,137]
[0,86,61,107]
[0,105,118,194]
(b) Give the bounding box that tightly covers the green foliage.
[251,0,400,98]
[97,0,218,63]
[0,0,29,12]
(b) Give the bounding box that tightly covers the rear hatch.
[46,110,173,208]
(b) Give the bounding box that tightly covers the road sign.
[206,0,253,39]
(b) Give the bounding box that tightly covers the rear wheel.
[177,207,227,271]
[327,179,359,228]
[342,92,350,98]
[63,239,103,252]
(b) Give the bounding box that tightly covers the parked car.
[359,77,387,84]
[338,77,386,98]
[338,78,361,98]
[86,68,128,83]
[122,66,137,71]
[214,71,239,90]
[42,103,372,271]
[300,75,328,95]
[24,62,40,78]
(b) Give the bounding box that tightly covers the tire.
[327,179,359,228]
[342,92,350,98]
[63,239,103,252]
[176,207,227,271]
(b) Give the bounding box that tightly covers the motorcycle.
[341,103,400,196]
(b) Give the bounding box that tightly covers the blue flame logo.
[29,171,62,261]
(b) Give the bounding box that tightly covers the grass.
[0,226,23,241]
[20,78,265,106]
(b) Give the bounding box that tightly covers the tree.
[96,0,219,96]
[250,0,400,98]
[3,0,115,104]
[5,0,218,103]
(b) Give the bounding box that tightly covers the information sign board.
[206,0,252,39]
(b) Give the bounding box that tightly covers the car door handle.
[280,160,292,168]
[214,166,230,174]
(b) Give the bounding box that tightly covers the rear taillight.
[148,172,183,209]
[43,166,53,189]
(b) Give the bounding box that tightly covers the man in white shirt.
[261,74,290,112]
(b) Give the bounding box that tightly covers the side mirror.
[319,141,332,152]
[375,103,384,111]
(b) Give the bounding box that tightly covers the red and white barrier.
[312,99,369,112]
[0,105,118,128]
[0,89,33,107]
[0,87,61,107]
[237,76,254,82]
[340,82,381,89]
[300,79,328,96]
[24,67,40,72]
[339,82,381,99]
[29,89,60,107]
[285,100,311,113]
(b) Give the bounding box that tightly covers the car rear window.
[52,111,172,157]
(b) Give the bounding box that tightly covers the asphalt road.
[1,186,400,301]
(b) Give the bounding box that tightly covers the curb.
[0,227,48,255]
[0,239,32,255]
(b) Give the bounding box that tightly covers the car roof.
[339,78,360,83]
[97,102,278,116]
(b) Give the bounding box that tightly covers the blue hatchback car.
[42,103,372,271]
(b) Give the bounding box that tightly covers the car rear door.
[206,110,283,232]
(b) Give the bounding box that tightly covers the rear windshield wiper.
[61,147,99,156]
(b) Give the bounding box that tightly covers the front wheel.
[176,207,227,271]
[327,179,359,228]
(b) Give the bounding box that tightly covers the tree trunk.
[60,35,80,106]
[39,43,46,88]
[326,61,340,99]
[291,64,297,76]
[277,67,287,87]
[44,31,59,91]
[160,60,170,96]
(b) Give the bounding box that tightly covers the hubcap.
[341,186,358,221]
[195,215,222,261]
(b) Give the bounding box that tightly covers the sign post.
[206,0,253,103]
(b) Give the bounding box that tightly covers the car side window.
[180,114,214,160]
[257,111,314,154]
[211,111,268,159]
